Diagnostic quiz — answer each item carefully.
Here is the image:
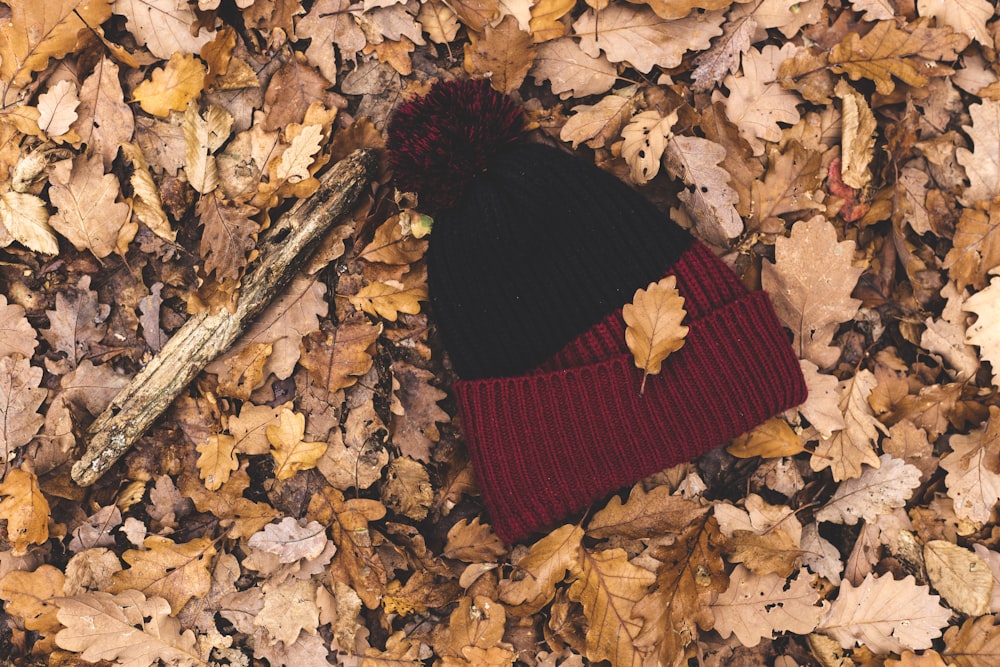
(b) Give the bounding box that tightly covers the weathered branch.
[71,148,379,486]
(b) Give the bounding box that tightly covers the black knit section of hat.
[429,142,694,380]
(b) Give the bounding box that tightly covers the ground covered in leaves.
[1,0,1000,665]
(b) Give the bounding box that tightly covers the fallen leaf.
[560,92,635,150]
[300,319,382,395]
[72,57,135,170]
[817,573,950,653]
[381,456,433,521]
[499,525,583,615]
[0,191,59,254]
[0,355,46,463]
[727,417,804,459]
[0,467,50,556]
[810,370,886,481]
[762,216,864,369]
[587,484,709,539]
[463,15,536,94]
[114,0,217,59]
[917,0,993,45]
[196,434,239,491]
[941,407,1000,524]
[267,408,329,480]
[834,79,877,190]
[663,134,744,245]
[108,536,216,614]
[711,566,824,647]
[133,53,206,118]
[942,614,1000,667]
[815,454,921,524]
[37,80,79,139]
[0,564,65,635]
[349,265,427,321]
[48,153,134,258]
[623,275,689,395]
[620,109,677,184]
[924,539,993,616]
[964,274,1000,388]
[531,37,618,98]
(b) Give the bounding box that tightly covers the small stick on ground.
[71,148,379,486]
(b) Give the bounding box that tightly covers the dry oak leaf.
[444,518,507,563]
[560,91,635,150]
[817,573,950,654]
[530,37,618,99]
[350,265,428,321]
[196,434,239,491]
[588,483,709,539]
[964,274,1000,388]
[835,79,877,190]
[710,566,824,647]
[108,536,215,615]
[0,564,65,635]
[810,370,886,482]
[829,19,970,96]
[40,275,109,374]
[663,134,744,245]
[184,103,233,196]
[945,203,1000,293]
[633,511,728,667]
[55,589,202,666]
[267,408,328,481]
[924,540,993,617]
[0,467,50,556]
[727,417,804,459]
[623,275,688,395]
[0,191,59,254]
[48,153,134,258]
[180,468,279,539]
[621,109,677,185]
[0,0,113,93]
[941,406,1000,524]
[0,355,46,462]
[528,0,574,42]
[568,548,656,667]
[357,214,428,265]
[747,141,825,235]
[197,190,260,283]
[499,524,584,616]
[133,53,206,118]
[381,456,433,521]
[298,0,367,83]
[690,13,756,92]
[713,43,801,156]
[114,0,217,59]
[574,4,723,74]
[443,596,509,662]
[37,79,80,139]
[816,454,921,525]
[921,281,980,382]
[942,614,1000,667]
[254,578,321,646]
[419,0,461,44]
[463,15,536,94]
[762,216,863,369]
[275,124,324,184]
[389,360,449,462]
[317,415,389,491]
[0,295,37,359]
[73,57,135,170]
[300,319,382,395]
[122,143,174,243]
[957,100,1000,207]
[443,0,499,31]
[849,0,894,21]
[917,0,993,46]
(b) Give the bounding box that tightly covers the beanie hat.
[387,80,807,543]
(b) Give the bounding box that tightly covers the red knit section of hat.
[454,242,808,543]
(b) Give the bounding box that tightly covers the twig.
[71,148,379,486]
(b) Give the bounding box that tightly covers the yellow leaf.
[0,468,50,556]
[350,266,428,321]
[623,275,688,395]
[728,418,805,458]
[499,524,583,616]
[133,53,207,118]
[0,564,65,634]
[196,434,239,491]
[267,409,328,480]
[529,0,574,42]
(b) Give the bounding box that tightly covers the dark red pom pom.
[386,79,524,213]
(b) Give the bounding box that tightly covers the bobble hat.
[387,79,807,542]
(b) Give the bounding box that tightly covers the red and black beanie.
[387,79,807,543]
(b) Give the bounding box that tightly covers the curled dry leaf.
[623,275,689,395]
[0,467,50,556]
[924,540,993,616]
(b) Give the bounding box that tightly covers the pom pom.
[387,79,524,213]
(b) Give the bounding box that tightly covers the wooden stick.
[72,148,379,486]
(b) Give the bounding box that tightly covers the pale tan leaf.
[183,104,234,195]
[108,536,216,614]
[463,15,536,94]
[0,191,59,254]
[921,281,980,382]
[72,57,135,170]
[849,0,894,21]
[816,454,921,524]
[663,134,744,244]
[690,15,756,92]
[574,4,723,74]
[275,124,324,183]
[810,370,885,482]
[924,540,993,616]
[560,92,635,150]
[247,517,331,564]
[299,0,367,82]
[817,574,950,653]
[711,566,823,647]
[0,295,38,359]
[957,100,1000,206]
[917,0,993,45]
[349,266,427,321]
[941,407,1000,524]
[0,355,45,464]
[762,216,864,369]
[530,38,617,99]
[567,548,656,666]
[418,0,461,44]
[253,578,321,646]
[55,590,201,665]
[620,110,676,185]
[623,275,689,395]
[796,360,846,437]
[964,274,1000,389]
[37,79,79,138]
[714,43,801,155]
[48,153,134,258]
[834,79,877,189]
[122,143,174,243]
[114,0,217,59]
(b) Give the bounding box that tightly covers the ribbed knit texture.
[429,142,693,379]
[454,242,808,543]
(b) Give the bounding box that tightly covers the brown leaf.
[350,265,428,321]
[944,201,1000,292]
[389,360,448,462]
[811,370,885,482]
[463,16,536,94]
[587,484,709,539]
[0,564,65,635]
[0,356,45,463]
[710,566,822,647]
[445,0,500,31]
[357,214,428,265]
[444,518,507,563]
[500,525,583,615]
[48,153,135,259]
[924,539,993,616]
[942,614,1000,667]
[196,190,260,283]
[748,142,825,234]
[108,536,216,614]
[195,434,239,491]
[0,467,51,556]
[727,418,804,459]
[941,407,1000,524]
[300,319,382,394]
[72,58,135,170]
[267,408,328,480]
[381,456,433,521]
[623,275,688,395]
[531,38,618,99]
[298,0,367,83]
[180,467,279,539]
